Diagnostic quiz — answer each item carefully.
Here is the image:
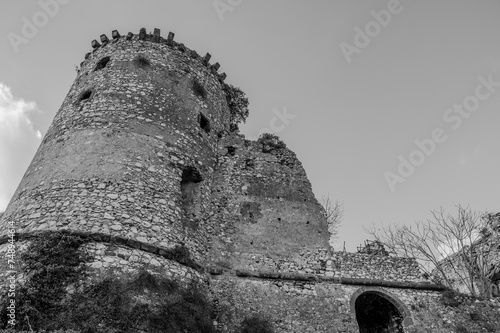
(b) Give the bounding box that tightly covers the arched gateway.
[350,287,414,333]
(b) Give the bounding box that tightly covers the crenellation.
[138,27,146,40]
[91,39,100,49]
[100,34,109,44]
[166,31,174,46]
[203,52,212,65]
[112,29,120,39]
[152,28,160,43]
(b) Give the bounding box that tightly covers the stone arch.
[350,287,413,333]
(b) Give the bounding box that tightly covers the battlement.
[84,27,227,83]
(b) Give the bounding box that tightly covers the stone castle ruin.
[0,28,499,332]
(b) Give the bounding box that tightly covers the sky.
[0,0,499,251]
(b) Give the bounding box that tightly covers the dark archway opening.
[355,292,404,333]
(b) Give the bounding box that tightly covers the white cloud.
[0,82,42,212]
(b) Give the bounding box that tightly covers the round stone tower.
[0,28,230,262]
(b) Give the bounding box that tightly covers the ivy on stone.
[0,232,91,330]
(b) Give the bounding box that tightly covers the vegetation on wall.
[224,84,249,132]
[0,232,91,331]
[440,290,462,307]
[0,232,214,332]
[61,271,215,333]
[435,290,499,333]
[257,133,286,153]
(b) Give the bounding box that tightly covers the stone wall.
[0,28,232,263]
[230,250,425,283]
[211,275,500,333]
[206,135,331,268]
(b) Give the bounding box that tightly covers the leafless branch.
[320,195,343,248]
[365,205,494,297]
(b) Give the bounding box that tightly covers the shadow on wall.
[181,166,203,230]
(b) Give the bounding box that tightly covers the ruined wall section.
[206,134,330,268]
[234,250,426,283]
[205,134,426,283]
[0,29,231,262]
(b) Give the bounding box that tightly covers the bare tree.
[320,195,343,248]
[365,205,495,297]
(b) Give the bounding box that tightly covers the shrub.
[224,84,249,132]
[0,233,212,332]
[440,290,462,307]
[64,271,215,333]
[240,315,274,333]
[0,232,90,330]
[257,133,287,153]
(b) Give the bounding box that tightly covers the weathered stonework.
[1,28,499,332]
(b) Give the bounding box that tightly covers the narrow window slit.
[78,90,93,103]
[198,113,211,134]
[94,56,111,71]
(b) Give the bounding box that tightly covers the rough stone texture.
[0,28,499,332]
[205,135,331,268]
[0,240,205,294]
[1,31,230,262]
[226,249,425,282]
[210,277,500,333]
